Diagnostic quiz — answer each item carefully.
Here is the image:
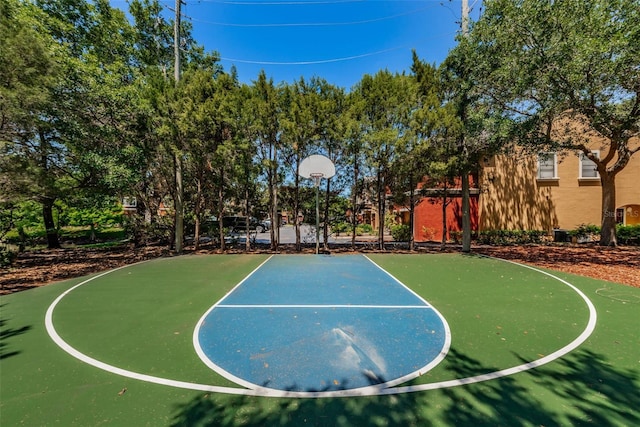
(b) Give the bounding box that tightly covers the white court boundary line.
[216,304,431,309]
[45,255,597,398]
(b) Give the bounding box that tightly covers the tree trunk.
[441,181,448,249]
[351,162,359,249]
[194,177,202,251]
[408,175,415,252]
[174,153,184,254]
[599,172,617,246]
[245,180,251,252]
[377,167,385,250]
[270,160,279,252]
[218,168,226,252]
[294,161,301,252]
[42,197,60,249]
[461,171,471,253]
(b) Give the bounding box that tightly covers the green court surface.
[1,253,639,426]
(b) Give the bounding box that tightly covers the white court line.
[45,255,597,398]
[215,304,431,309]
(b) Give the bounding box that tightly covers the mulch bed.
[1,243,638,295]
[473,244,640,289]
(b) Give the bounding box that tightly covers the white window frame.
[537,152,558,180]
[122,197,137,208]
[579,150,600,179]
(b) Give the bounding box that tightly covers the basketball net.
[310,172,324,187]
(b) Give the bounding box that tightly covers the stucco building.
[478,146,639,233]
[399,138,639,243]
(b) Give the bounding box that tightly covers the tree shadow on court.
[170,346,635,426]
[0,304,32,360]
[520,348,640,426]
[438,348,558,427]
[170,389,436,427]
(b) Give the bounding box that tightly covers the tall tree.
[130,0,219,251]
[344,91,367,249]
[314,78,347,251]
[252,72,283,251]
[175,67,231,250]
[281,78,316,251]
[387,74,421,250]
[411,52,463,248]
[1,0,138,248]
[1,0,63,248]
[356,71,410,250]
[460,0,640,246]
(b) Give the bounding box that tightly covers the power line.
[219,31,456,65]
[189,4,437,27]
[199,0,366,4]
[194,0,444,5]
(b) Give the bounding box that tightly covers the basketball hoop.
[298,155,336,254]
[309,172,324,188]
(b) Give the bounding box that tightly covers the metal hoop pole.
[315,185,320,255]
[310,173,324,255]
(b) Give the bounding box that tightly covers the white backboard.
[299,154,336,179]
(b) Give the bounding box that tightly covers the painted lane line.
[215,255,274,306]
[45,255,597,399]
[364,255,437,308]
[215,304,431,309]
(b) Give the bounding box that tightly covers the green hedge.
[567,224,640,245]
[477,229,547,245]
[471,225,640,246]
[617,224,640,245]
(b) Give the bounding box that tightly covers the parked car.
[219,216,269,233]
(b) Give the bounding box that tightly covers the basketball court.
[2,253,638,425]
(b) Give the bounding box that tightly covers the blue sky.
[114,0,482,89]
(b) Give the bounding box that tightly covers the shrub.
[421,226,437,241]
[617,224,640,245]
[569,223,600,237]
[390,224,411,242]
[569,224,600,243]
[449,230,480,244]
[356,223,373,235]
[0,245,17,268]
[331,222,352,235]
[478,229,548,245]
[123,215,173,246]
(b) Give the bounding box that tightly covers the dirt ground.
[1,243,638,295]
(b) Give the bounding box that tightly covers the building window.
[579,151,600,179]
[122,197,137,208]
[537,152,557,179]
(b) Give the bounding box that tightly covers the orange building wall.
[413,196,479,242]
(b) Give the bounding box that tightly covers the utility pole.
[462,0,469,35]
[174,0,181,83]
[174,0,184,254]
[460,0,472,253]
